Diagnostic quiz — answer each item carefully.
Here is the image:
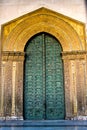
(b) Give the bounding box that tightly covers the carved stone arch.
[2,7,85,52]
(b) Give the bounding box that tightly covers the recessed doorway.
[24,33,65,120]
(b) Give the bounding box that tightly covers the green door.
[24,33,65,120]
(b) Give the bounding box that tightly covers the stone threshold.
[0,120,87,127]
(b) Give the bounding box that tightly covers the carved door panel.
[45,34,65,119]
[24,33,65,120]
[24,34,45,120]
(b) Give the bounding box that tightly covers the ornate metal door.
[24,33,65,120]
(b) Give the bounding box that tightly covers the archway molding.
[2,7,85,52]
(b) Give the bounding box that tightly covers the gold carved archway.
[1,7,86,52]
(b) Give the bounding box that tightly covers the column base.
[0,116,23,120]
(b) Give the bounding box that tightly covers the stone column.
[11,52,24,119]
[0,62,6,118]
[0,29,1,118]
[11,62,16,116]
[85,54,87,114]
[81,60,87,115]
[63,58,73,118]
[15,61,24,119]
[70,60,77,116]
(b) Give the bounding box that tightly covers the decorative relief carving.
[62,51,86,60]
[1,8,85,52]
[2,51,24,61]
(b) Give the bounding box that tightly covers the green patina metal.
[24,33,65,120]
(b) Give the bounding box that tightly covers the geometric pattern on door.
[24,33,65,120]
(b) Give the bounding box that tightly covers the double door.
[24,33,65,120]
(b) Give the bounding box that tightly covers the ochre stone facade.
[0,8,87,119]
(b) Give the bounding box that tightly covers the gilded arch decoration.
[1,7,86,52]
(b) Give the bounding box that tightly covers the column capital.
[62,51,86,60]
[2,51,25,61]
